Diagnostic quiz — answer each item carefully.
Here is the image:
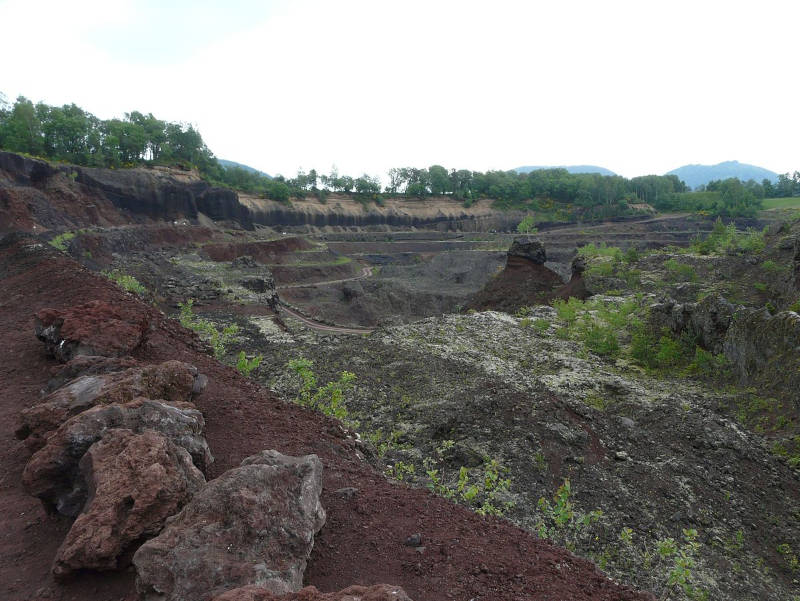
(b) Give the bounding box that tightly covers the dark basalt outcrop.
[652,293,800,399]
[0,150,253,231]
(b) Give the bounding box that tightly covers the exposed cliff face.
[74,166,252,227]
[240,194,525,232]
[0,151,253,231]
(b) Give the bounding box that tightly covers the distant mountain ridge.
[514,165,617,176]
[666,161,778,190]
[218,159,270,179]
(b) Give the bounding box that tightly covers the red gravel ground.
[0,233,655,601]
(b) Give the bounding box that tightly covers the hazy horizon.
[1,0,797,179]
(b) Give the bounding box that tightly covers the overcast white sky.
[1,0,797,179]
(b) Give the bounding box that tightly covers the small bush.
[580,322,620,357]
[236,351,262,376]
[664,259,697,283]
[178,299,239,359]
[49,231,76,251]
[105,269,146,295]
[288,357,356,424]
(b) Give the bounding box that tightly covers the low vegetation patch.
[178,299,238,359]
[104,269,147,295]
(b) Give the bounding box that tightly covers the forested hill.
[514,165,616,176]
[667,161,779,190]
[218,159,270,178]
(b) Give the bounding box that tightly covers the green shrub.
[690,218,765,255]
[587,260,615,277]
[533,318,551,334]
[578,242,623,260]
[178,299,238,359]
[236,351,262,376]
[517,214,538,234]
[288,357,356,424]
[535,479,603,551]
[664,259,697,282]
[49,231,76,251]
[104,269,146,295]
[580,322,620,357]
[552,297,584,324]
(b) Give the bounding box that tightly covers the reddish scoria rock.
[16,360,205,449]
[24,397,212,516]
[35,300,151,361]
[52,428,205,578]
[134,450,325,601]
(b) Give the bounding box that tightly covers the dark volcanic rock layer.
[0,151,253,231]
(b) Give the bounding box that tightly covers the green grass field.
[761,197,800,210]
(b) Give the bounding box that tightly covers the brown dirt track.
[0,234,654,601]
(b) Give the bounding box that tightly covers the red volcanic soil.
[0,234,653,601]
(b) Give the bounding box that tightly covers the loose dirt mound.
[0,233,653,601]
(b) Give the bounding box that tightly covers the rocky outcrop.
[507,236,547,264]
[651,294,800,398]
[17,360,204,448]
[35,301,151,361]
[52,429,205,577]
[23,398,211,516]
[212,584,413,601]
[134,450,325,601]
[650,294,737,354]
[469,237,568,312]
[723,308,800,393]
[44,355,140,393]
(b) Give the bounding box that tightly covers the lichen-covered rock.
[133,450,325,601]
[23,398,212,516]
[507,236,546,264]
[17,360,204,448]
[52,429,205,578]
[211,584,412,601]
[35,300,151,361]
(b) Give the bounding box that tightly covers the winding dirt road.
[276,266,373,290]
[278,301,374,335]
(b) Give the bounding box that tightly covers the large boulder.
[507,236,546,264]
[212,584,413,601]
[17,360,205,448]
[23,398,212,517]
[52,429,205,578]
[134,450,325,601]
[35,300,151,361]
